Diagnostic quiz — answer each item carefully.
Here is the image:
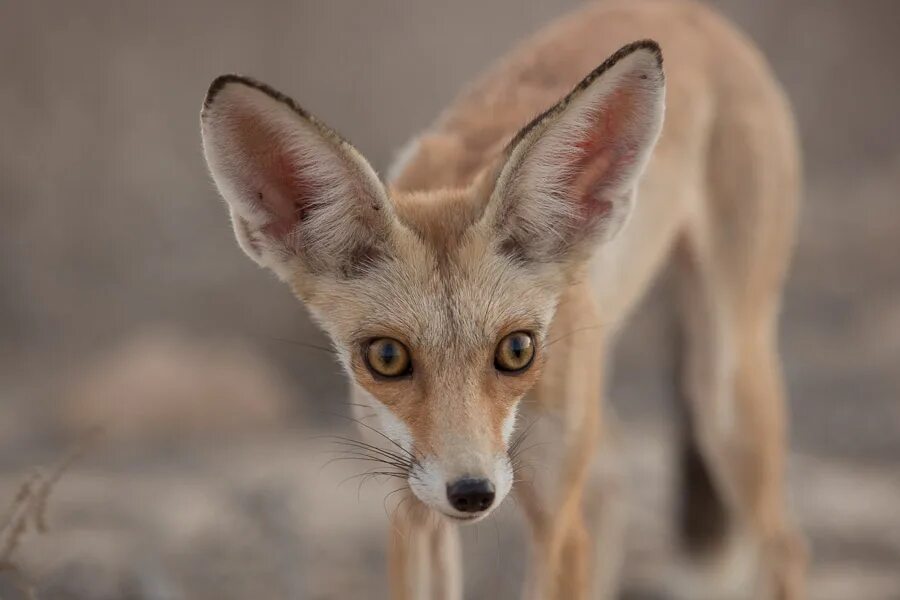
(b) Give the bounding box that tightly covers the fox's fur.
[200,0,806,598]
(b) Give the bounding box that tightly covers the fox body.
[200,1,805,598]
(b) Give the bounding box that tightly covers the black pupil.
[380,342,398,365]
[509,336,527,359]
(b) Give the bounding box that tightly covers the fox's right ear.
[200,75,394,283]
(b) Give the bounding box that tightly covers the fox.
[199,0,806,598]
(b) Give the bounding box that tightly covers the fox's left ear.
[483,40,665,265]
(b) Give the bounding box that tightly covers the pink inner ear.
[232,110,314,240]
[566,87,640,225]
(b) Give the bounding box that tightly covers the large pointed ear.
[483,40,665,265]
[200,75,393,282]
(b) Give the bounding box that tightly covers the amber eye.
[365,338,412,378]
[494,331,535,373]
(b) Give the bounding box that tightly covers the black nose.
[447,478,495,513]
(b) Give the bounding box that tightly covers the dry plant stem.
[0,472,40,562]
[0,428,100,598]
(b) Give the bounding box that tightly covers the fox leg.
[516,284,621,599]
[517,408,626,600]
[673,72,805,600]
[389,495,462,600]
[516,412,595,600]
[583,428,627,600]
[674,226,806,599]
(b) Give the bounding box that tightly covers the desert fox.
[200,1,805,597]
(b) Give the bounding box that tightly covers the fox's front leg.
[516,397,628,600]
[389,494,462,600]
[516,402,599,600]
[517,285,623,600]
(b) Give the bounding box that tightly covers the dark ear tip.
[620,39,663,69]
[203,74,262,110]
[201,74,316,127]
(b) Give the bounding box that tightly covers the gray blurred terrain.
[1,1,899,598]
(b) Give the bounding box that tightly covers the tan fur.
[200,1,805,598]
[386,2,804,597]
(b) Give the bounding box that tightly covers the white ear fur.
[486,40,666,264]
[200,76,392,281]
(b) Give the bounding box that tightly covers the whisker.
[337,469,408,489]
[318,433,418,468]
[327,446,411,465]
[320,411,419,462]
[326,437,416,468]
[543,323,607,348]
[383,486,409,519]
[508,417,540,457]
[401,493,417,528]
[321,454,412,473]
[392,494,415,530]
[338,401,435,460]
[255,334,338,355]
[510,440,550,461]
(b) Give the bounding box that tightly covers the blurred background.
[1,1,898,598]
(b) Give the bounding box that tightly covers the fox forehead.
[293,188,560,352]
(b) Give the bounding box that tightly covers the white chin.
[442,511,491,524]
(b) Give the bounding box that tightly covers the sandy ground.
[1,424,899,600]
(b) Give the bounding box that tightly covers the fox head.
[200,41,664,521]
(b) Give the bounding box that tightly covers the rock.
[58,326,294,444]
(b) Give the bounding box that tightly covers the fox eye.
[365,338,412,378]
[494,331,535,373]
